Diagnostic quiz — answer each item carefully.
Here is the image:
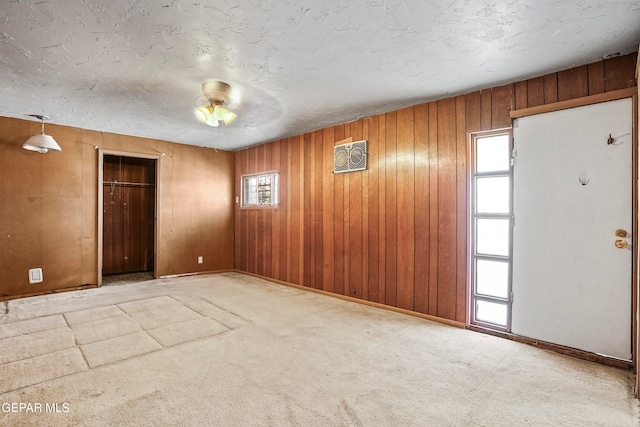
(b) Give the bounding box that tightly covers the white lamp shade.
[23,133,61,153]
[205,113,220,127]
[194,104,237,127]
[212,105,237,125]
[194,106,213,123]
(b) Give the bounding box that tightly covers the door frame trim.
[468,324,633,371]
[510,87,637,119]
[633,92,639,392]
[97,149,162,286]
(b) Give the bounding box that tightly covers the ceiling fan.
[194,80,237,127]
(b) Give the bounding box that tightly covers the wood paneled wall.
[235,52,638,323]
[0,119,235,298]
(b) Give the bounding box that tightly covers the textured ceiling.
[1,1,639,151]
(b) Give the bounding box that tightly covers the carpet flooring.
[101,272,155,287]
[0,272,637,426]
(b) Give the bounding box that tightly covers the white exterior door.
[512,98,633,360]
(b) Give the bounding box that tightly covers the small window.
[242,172,279,207]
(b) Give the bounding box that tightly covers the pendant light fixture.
[194,81,237,127]
[23,115,61,153]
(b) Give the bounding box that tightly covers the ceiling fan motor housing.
[202,81,232,106]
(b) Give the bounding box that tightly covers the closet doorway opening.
[98,151,160,286]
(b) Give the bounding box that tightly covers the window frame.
[240,170,280,208]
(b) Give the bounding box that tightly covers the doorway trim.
[98,149,162,286]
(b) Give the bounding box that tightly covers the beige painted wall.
[0,117,234,298]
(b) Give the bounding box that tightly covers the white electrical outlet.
[29,268,43,284]
[198,256,203,264]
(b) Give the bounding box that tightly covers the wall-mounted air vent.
[333,140,367,174]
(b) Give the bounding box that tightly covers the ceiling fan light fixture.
[212,105,237,125]
[194,105,213,123]
[205,111,220,127]
[23,115,61,153]
[195,80,238,128]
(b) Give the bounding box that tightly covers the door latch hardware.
[615,229,629,238]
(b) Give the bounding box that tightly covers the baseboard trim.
[0,284,99,302]
[157,269,235,279]
[234,270,465,329]
[468,325,633,371]
[1,270,236,300]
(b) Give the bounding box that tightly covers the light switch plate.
[29,268,43,284]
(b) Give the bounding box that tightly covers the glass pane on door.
[476,300,508,326]
[476,259,509,298]
[476,135,510,173]
[476,218,509,256]
[476,176,510,214]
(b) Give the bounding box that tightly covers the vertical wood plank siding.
[234,54,637,322]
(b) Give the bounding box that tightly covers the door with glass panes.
[470,131,512,330]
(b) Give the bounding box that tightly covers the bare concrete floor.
[0,272,638,426]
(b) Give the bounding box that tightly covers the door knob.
[615,229,629,238]
[615,240,628,249]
